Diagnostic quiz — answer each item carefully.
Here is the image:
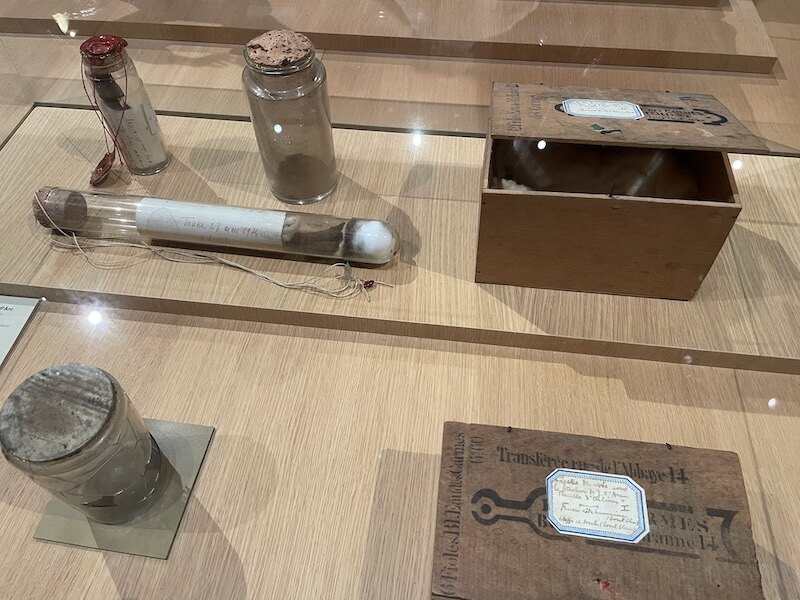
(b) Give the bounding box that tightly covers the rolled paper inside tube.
[33,187,400,265]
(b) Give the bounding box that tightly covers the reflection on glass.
[52,12,70,34]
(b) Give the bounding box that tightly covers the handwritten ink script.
[546,468,649,543]
[136,198,285,248]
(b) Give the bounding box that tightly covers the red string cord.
[81,54,130,178]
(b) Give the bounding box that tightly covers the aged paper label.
[546,468,650,543]
[562,98,644,120]
[136,198,285,247]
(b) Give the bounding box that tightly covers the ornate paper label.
[562,98,644,120]
[546,468,650,543]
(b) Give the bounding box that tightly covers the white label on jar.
[562,99,644,120]
[99,101,169,170]
[136,198,286,248]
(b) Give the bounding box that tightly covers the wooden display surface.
[0,0,777,73]
[0,107,798,373]
[611,0,719,4]
[0,302,796,599]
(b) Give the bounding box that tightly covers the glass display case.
[0,0,798,598]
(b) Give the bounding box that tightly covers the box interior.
[489,138,734,202]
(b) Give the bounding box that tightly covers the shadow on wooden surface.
[359,449,439,600]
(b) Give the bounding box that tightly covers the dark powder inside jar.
[275,153,335,201]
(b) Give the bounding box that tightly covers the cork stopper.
[245,30,315,73]
[33,187,89,230]
[0,364,116,463]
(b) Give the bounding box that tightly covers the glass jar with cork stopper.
[242,30,338,205]
[80,35,170,178]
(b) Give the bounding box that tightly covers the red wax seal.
[80,35,128,61]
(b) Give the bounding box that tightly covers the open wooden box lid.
[491,82,772,154]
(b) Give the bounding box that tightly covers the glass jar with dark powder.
[242,30,337,204]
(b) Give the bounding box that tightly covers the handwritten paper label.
[0,296,40,370]
[563,99,643,120]
[546,468,649,543]
[136,198,286,248]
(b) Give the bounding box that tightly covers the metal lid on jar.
[80,34,128,64]
[244,30,316,74]
[0,364,116,463]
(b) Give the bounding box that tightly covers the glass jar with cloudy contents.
[0,364,166,524]
[242,30,338,204]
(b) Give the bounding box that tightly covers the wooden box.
[431,422,765,599]
[476,84,770,300]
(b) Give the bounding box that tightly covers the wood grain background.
[0,303,795,599]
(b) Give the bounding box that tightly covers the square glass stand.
[33,419,214,559]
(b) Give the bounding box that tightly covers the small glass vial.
[0,364,165,524]
[80,35,170,176]
[242,30,337,205]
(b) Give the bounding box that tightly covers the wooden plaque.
[432,422,764,599]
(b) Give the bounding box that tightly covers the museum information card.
[0,296,40,370]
